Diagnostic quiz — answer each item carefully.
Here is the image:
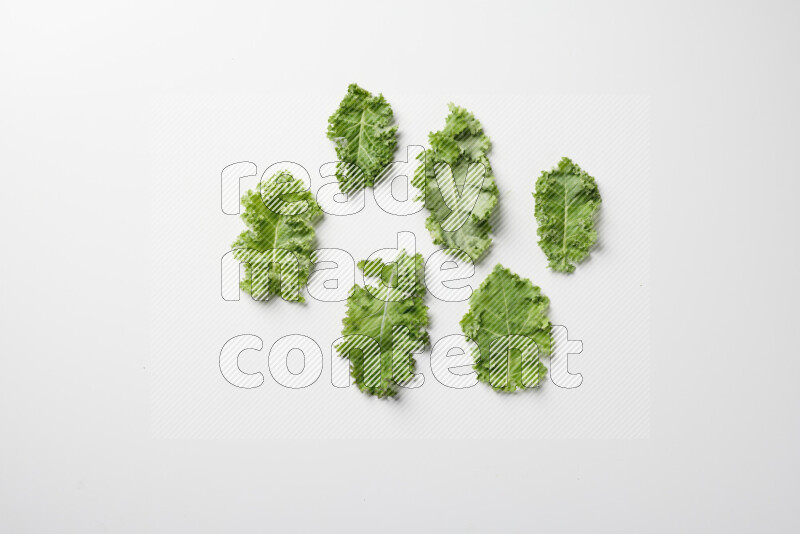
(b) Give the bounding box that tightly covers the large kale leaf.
[336,251,429,397]
[413,104,499,261]
[460,264,551,392]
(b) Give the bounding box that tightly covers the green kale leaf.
[327,83,397,191]
[232,171,322,302]
[336,251,429,397]
[413,104,499,261]
[534,157,602,272]
[460,264,551,392]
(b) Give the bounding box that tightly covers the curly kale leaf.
[412,104,499,261]
[336,251,429,398]
[232,171,322,302]
[460,264,551,392]
[534,157,602,273]
[326,83,397,191]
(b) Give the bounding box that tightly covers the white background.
[2,0,799,532]
[151,94,649,439]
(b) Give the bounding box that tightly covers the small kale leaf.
[534,157,602,273]
[231,171,322,302]
[327,83,397,191]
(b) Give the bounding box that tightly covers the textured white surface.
[3,0,799,532]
